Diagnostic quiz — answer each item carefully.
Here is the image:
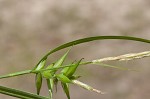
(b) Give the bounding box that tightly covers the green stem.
[0,59,141,79]
[0,70,32,79]
[0,65,74,79]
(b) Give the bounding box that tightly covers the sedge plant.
[0,36,150,99]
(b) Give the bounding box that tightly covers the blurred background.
[0,0,150,99]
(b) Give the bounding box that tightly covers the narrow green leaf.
[52,48,71,74]
[61,61,76,74]
[64,59,83,78]
[42,72,53,79]
[0,85,49,99]
[42,63,54,79]
[47,79,54,99]
[61,67,69,74]
[34,57,47,71]
[61,83,70,99]
[35,36,150,70]
[35,73,43,95]
[56,74,72,83]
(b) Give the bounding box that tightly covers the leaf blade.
[0,85,49,99]
[35,73,43,95]
[34,57,47,71]
[64,59,83,78]
[56,74,72,83]
[61,83,70,99]
[35,36,150,69]
[52,48,71,74]
[46,79,54,99]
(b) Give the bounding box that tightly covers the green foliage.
[0,36,149,99]
[56,73,72,83]
[34,57,47,71]
[46,79,54,99]
[35,73,43,95]
[61,82,70,99]
[0,85,49,99]
[63,59,83,78]
[42,64,54,79]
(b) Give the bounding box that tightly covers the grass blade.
[42,63,54,79]
[56,74,72,83]
[0,85,49,99]
[35,36,150,70]
[64,59,83,78]
[35,73,43,95]
[33,57,47,71]
[47,79,54,99]
[52,48,71,74]
[61,83,70,99]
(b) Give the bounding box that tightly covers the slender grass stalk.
[72,80,105,94]
[0,70,32,79]
[92,51,150,63]
[0,51,149,79]
[0,66,72,79]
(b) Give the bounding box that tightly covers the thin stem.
[0,65,73,79]
[92,51,150,63]
[0,70,32,79]
[0,51,149,79]
[72,80,105,94]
